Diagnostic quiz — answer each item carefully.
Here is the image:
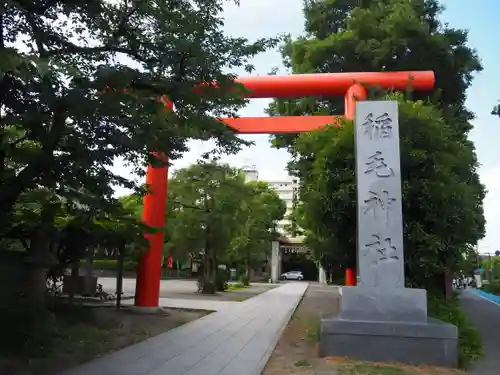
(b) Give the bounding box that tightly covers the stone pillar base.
[319,286,458,367]
[339,286,427,322]
[270,241,281,284]
[320,317,458,367]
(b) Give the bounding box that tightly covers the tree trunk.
[203,252,210,283]
[245,257,250,278]
[116,245,125,309]
[201,215,215,294]
[444,269,453,300]
[25,204,56,305]
[0,164,42,232]
[68,259,81,301]
[81,248,95,296]
[23,261,49,305]
[212,251,218,285]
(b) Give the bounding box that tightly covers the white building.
[242,166,304,243]
[242,165,259,182]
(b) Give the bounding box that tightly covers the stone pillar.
[318,265,327,284]
[278,248,282,277]
[320,100,458,367]
[270,241,280,283]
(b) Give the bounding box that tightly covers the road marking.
[467,289,500,308]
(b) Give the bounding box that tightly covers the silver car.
[281,270,304,280]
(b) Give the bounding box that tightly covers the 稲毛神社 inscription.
[355,101,404,289]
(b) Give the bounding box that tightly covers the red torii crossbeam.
[134,71,435,308]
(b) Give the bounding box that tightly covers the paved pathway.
[460,290,500,375]
[99,278,198,296]
[59,282,309,375]
[120,296,237,311]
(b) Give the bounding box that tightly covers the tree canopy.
[269,0,481,143]
[269,0,486,293]
[167,162,246,263]
[228,180,286,281]
[0,0,279,237]
[152,161,286,290]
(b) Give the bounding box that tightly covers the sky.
[113,0,500,254]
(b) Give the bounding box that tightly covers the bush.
[427,295,483,368]
[216,269,229,292]
[197,278,216,294]
[82,259,137,271]
[482,282,500,296]
[239,274,250,286]
[1,297,56,357]
[92,259,117,270]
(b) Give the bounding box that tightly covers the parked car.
[281,271,304,281]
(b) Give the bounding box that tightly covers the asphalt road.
[460,290,500,375]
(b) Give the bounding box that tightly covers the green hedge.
[85,259,192,275]
[239,274,250,286]
[482,282,500,296]
[82,259,137,271]
[428,295,483,368]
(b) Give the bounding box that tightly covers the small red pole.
[345,268,357,286]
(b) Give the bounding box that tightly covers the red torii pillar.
[134,71,435,307]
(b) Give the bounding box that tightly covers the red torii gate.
[134,71,435,308]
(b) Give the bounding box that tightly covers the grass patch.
[55,315,127,358]
[2,303,207,375]
[226,283,248,291]
[18,303,128,359]
[337,362,413,375]
[291,287,309,321]
[305,316,320,341]
[294,359,311,367]
[290,311,320,341]
[427,295,483,369]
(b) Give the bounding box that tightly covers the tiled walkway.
[59,282,309,375]
[121,297,237,311]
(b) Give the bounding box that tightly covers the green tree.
[119,193,144,219]
[493,103,500,118]
[166,161,248,293]
[293,95,485,293]
[1,192,145,355]
[268,0,485,294]
[458,250,481,278]
[270,0,480,136]
[228,181,286,284]
[0,1,279,270]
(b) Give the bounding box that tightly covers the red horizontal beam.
[219,116,341,134]
[107,71,434,101]
[233,71,435,99]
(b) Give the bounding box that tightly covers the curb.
[252,283,310,375]
[468,288,500,307]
